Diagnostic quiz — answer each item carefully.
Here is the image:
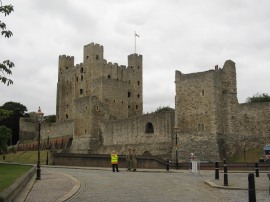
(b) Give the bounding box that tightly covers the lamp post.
[174,126,179,169]
[46,130,50,165]
[36,107,44,180]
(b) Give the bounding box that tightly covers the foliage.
[0,1,14,86]
[0,101,28,115]
[0,109,12,121]
[43,115,56,125]
[8,145,16,153]
[0,125,11,153]
[154,106,174,113]
[0,102,28,145]
[0,107,12,153]
[246,93,270,103]
[0,164,32,192]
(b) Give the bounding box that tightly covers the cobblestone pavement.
[18,167,270,202]
[58,168,225,202]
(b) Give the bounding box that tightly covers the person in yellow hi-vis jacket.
[111,151,119,172]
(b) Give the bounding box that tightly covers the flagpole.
[134,31,136,54]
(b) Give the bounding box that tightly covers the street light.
[46,130,50,165]
[174,126,179,169]
[35,106,44,180]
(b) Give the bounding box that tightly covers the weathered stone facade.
[19,42,175,160]
[175,60,270,162]
[19,43,270,163]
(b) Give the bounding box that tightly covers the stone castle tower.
[56,43,143,152]
[174,59,270,161]
[175,60,238,160]
[57,43,143,121]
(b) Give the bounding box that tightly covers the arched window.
[80,67,83,73]
[145,122,154,133]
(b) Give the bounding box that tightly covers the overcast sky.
[1,0,270,115]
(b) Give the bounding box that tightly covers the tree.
[0,109,12,153]
[246,93,270,103]
[0,1,14,86]
[0,102,28,145]
[0,125,11,153]
[43,115,56,125]
[154,106,175,113]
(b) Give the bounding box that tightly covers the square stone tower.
[56,43,143,153]
[175,60,238,161]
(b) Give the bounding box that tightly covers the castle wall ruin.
[19,42,270,163]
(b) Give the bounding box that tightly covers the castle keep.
[19,42,270,163]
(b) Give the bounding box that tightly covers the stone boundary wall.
[41,120,74,139]
[51,152,167,169]
[236,102,270,138]
[97,111,175,159]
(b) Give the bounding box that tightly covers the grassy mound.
[0,151,48,164]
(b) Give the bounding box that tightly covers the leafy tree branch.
[0,0,14,86]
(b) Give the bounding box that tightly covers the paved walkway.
[15,166,270,202]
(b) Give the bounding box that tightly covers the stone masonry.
[19,43,270,163]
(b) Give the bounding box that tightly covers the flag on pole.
[135,32,140,38]
[134,31,140,53]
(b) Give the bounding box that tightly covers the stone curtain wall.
[41,120,74,140]
[19,118,37,142]
[97,111,175,158]
[18,118,74,151]
[20,117,74,141]
[237,102,270,138]
[224,102,270,159]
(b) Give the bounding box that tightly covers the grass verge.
[229,148,263,163]
[0,151,48,165]
[0,164,32,192]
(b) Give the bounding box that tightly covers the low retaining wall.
[52,152,166,169]
[0,164,35,202]
[52,153,270,171]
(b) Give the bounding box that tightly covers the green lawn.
[228,148,263,163]
[0,151,48,164]
[0,164,32,192]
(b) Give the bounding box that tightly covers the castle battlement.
[57,42,143,123]
[84,42,103,49]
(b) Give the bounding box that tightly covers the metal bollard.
[224,159,228,186]
[215,162,219,180]
[248,173,256,202]
[255,162,259,177]
[166,159,170,171]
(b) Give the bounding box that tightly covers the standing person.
[131,148,137,172]
[111,151,119,172]
[189,153,195,170]
[126,148,132,171]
